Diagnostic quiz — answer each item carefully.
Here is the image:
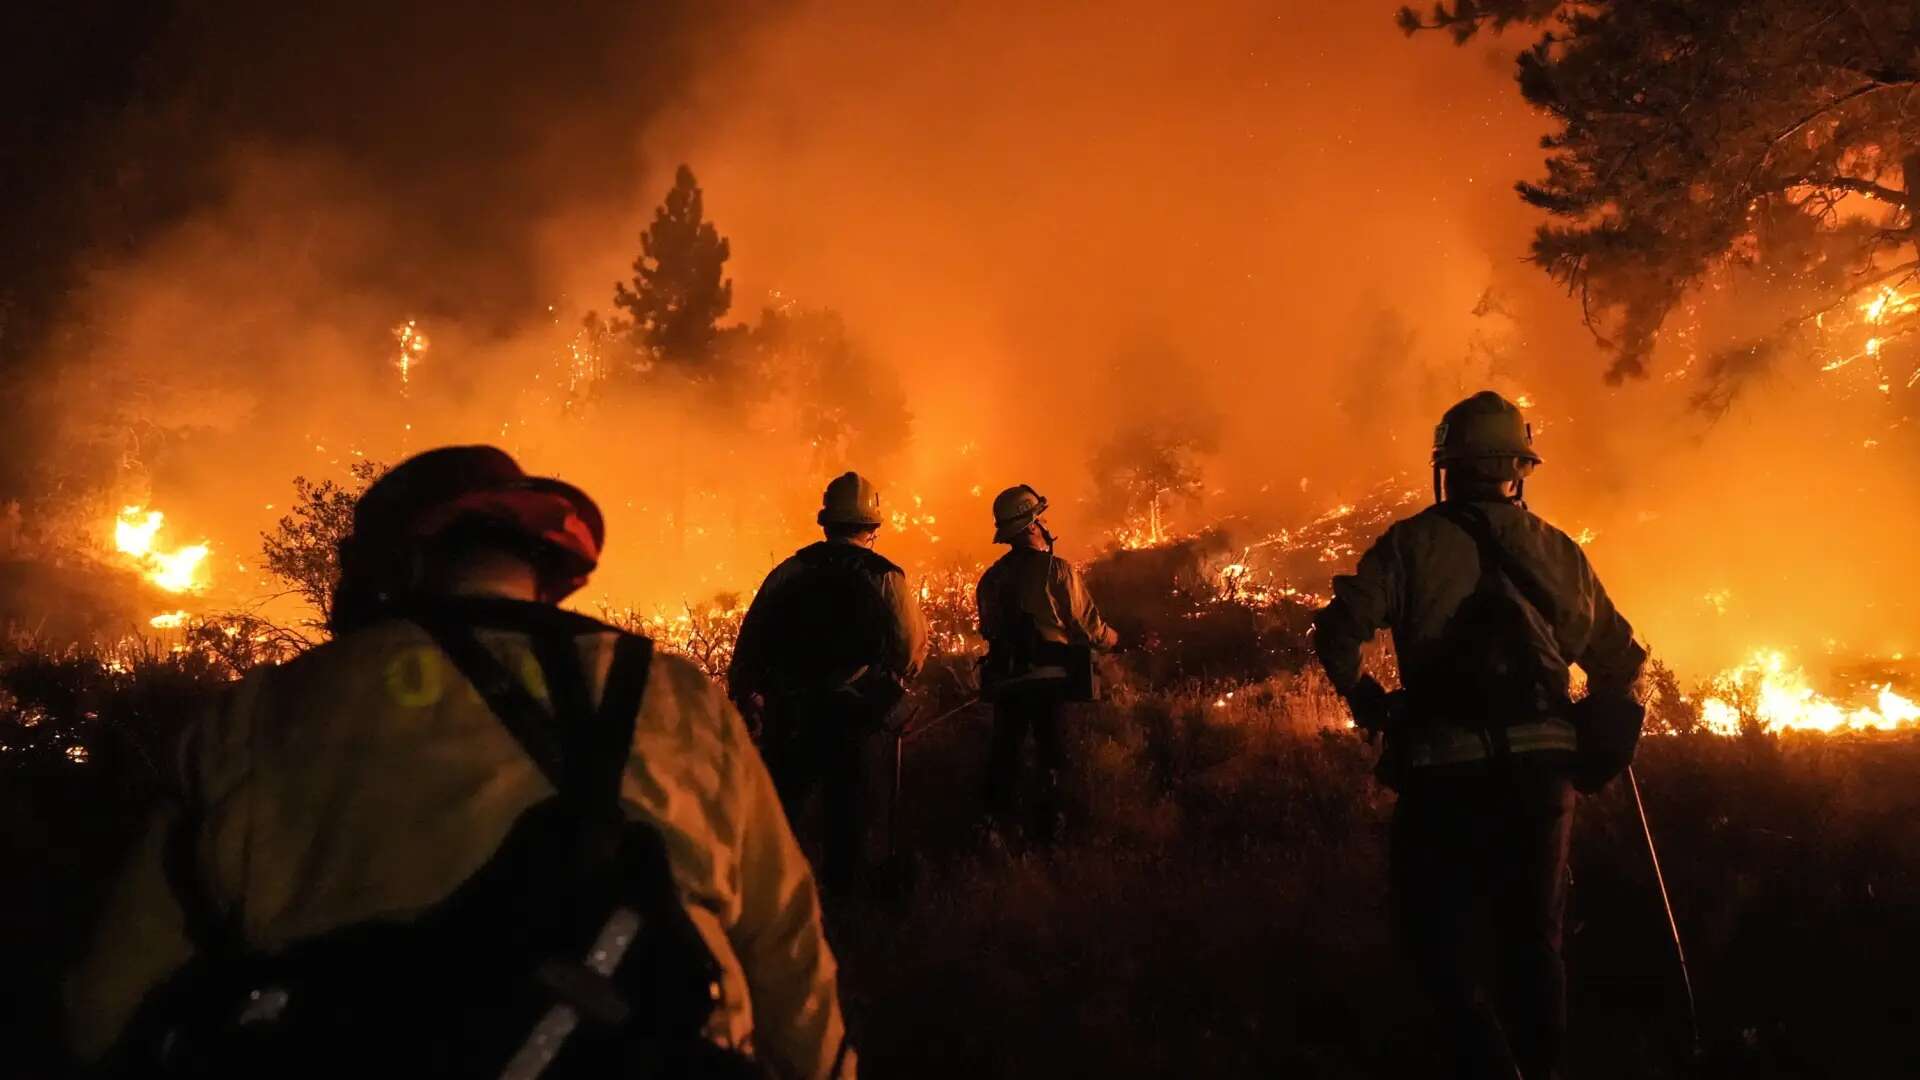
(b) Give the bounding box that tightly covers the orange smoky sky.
[16,1,1918,677]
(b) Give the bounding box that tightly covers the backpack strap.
[1435,502,1561,624]
[1432,502,1562,757]
[416,614,652,816]
[586,634,652,810]
[415,614,570,794]
[416,617,662,1079]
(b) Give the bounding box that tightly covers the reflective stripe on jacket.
[1398,718,1580,768]
[1313,497,1646,763]
[65,601,853,1079]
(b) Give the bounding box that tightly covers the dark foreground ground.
[8,656,1920,1078]
[836,677,1920,1079]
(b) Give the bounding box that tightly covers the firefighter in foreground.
[975,485,1118,838]
[728,472,928,894]
[1312,392,1646,1080]
[66,446,853,1079]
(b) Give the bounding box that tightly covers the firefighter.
[65,446,853,1079]
[975,485,1118,839]
[1312,392,1647,1080]
[727,472,928,895]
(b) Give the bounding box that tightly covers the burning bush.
[599,598,748,681]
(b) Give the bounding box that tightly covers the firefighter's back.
[66,445,853,1080]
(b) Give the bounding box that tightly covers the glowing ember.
[1699,649,1919,734]
[888,493,940,542]
[1861,286,1915,326]
[114,506,211,594]
[149,611,190,629]
[394,319,430,390]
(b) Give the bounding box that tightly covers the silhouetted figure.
[729,472,927,894]
[1314,393,1647,1080]
[976,485,1117,840]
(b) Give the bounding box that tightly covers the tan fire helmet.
[991,485,1048,543]
[817,471,884,528]
[1431,391,1542,466]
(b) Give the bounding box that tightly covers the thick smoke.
[10,1,1916,676]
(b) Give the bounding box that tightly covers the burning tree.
[1089,418,1217,548]
[1404,1,1920,391]
[610,164,736,379]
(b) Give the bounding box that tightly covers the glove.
[1571,692,1645,793]
[1345,675,1394,733]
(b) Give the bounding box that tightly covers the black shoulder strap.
[412,614,652,814]
[1436,503,1560,623]
[413,618,653,814]
[416,614,570,792]
[586,634,652,810]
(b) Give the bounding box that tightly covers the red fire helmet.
[352,445,605,597]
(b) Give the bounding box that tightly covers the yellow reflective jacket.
[1314,498,1645,760]
[64,599,853,1079]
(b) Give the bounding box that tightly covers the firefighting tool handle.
[888,695,984,857]
[1628,764,1701,1057]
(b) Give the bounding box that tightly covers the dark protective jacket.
[975,548,1118,682]
[66,595,852,1079]
[728,540,928,703]
[1313,498,1646,768]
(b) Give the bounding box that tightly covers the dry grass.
[838,673,1920,1078]
[7,639,1920,1077]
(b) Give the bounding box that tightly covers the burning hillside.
[3,1,1918,743]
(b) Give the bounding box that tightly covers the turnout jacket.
[728,539,928,702]
[1313,499,1645,759]
[65,597,853,1080]
[976,547,1118,651]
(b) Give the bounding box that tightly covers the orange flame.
[1699,649,1919,734]
[114,506,211,594]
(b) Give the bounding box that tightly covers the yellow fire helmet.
[1432,391,1542,466]
[818,471,883,528]
[991,485,1048,543]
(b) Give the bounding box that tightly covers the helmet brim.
[1433,449,1544,466]
[992,520,1032,543]
[818,509,884,528]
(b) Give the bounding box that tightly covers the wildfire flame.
[114,506,211,594]
[1822,286,1917,375]
[1111,500,1168,550]
[1699,649,1919,734]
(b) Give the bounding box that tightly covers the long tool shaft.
[1627,764,1700,1054]
[890,731,904,859]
